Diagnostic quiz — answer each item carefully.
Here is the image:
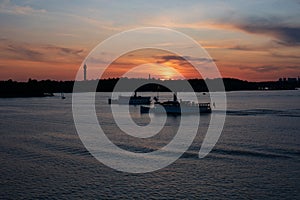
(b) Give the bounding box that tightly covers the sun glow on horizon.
[95,48,204,80]
[110,63,184,80]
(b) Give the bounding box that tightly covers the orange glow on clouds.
[0,33,299,82]
[101,49,203,80]
[0,1,299,81]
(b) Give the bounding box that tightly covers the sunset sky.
[0,0,299,81]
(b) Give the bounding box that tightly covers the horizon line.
[1,76,299,83]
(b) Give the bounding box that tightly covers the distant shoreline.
[1,78,299,98]
[1,89,299,98]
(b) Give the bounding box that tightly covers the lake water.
[0,90,299,199]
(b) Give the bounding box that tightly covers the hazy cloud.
[0,0,46,15]
[6,44,43,61]
[240,65,299,73]
[236,24,300,45]
[270,52,300,59]
[44,46,85,56]
[0,40,86,63]
[154,55,216,64]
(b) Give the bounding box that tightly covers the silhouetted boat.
[108,91,151,105]
[61,92,66,99]
[141,93,211,114]
[44,93,54,97]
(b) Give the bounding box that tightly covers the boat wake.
[221,109,300,117]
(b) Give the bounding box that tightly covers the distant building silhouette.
[288,78,297,83]
[278,77,299,83]
[83,63,87,81]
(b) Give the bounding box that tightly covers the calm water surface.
[0,90,299,199]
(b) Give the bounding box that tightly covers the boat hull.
[109,96,151,105]
[141,104,211,115]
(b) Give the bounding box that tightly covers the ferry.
[108,91,151,105]
[140,93,211,114]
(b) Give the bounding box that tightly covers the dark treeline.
[0,78,299,97]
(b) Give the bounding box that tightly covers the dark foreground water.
[0,91,299,199]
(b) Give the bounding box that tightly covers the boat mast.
[173,92,177,102]
[157,85,159,101]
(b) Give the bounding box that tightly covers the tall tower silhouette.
[83,63,87,81]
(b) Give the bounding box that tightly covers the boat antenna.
[173,92,178,102]
[157,85,160,100]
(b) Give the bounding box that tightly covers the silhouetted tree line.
[0,78,299,97]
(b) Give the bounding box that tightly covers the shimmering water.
[0,91,299,199]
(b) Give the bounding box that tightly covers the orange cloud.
[0,39,88,81]
[100,49,205,80]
